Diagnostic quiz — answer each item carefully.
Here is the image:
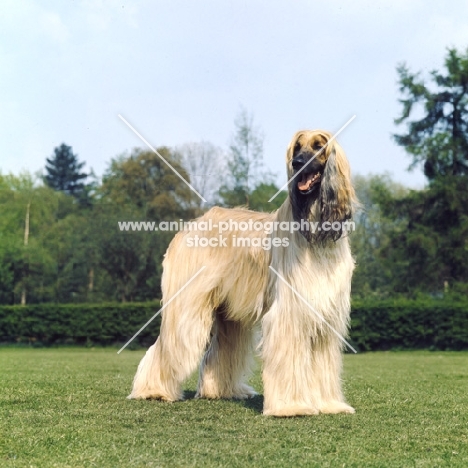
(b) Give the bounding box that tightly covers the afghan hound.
[128,130,357,417]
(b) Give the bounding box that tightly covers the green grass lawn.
[0,348,467,467]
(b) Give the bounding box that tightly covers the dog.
[128,130,357,417]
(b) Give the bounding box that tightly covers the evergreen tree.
[394,48,468,180]
[386,48,468,294]
[45,143,88,197]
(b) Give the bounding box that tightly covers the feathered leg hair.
[261,130,356,416]
[129,130,357,417]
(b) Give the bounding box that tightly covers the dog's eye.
[294,142,301,152]
[313,143,323,151]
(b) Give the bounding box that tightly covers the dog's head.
[286,130,356,242]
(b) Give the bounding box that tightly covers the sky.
[2,0,468,192]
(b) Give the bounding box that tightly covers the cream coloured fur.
[128,130,356,417]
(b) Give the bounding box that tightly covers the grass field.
[1,348,467,467]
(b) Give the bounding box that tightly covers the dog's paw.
[263,405,319,417]
[127,390,181,402]
[232,384,258,400]
[196,382,258,400]
[319,401,355,414]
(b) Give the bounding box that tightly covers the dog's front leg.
[313,335,355,414]
[261,303,320,417]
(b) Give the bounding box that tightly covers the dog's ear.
[318,141,356,241]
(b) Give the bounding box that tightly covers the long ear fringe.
[317,142,357,242]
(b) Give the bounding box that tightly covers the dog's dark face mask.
[288,134,327,240]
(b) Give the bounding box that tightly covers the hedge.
[350,298,468,351]
[0,302,161,348]
[0,299,467,350]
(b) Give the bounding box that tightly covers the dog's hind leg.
[196,311,258,400]
[128,295,214,401]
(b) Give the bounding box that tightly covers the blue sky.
[2,0,468,190]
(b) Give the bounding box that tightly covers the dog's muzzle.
[292,155,306,171]
[292,155,322,194]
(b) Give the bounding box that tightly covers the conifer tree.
[45,143,88,198]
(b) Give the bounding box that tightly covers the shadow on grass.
[240,394,264,414]
[184,390,197,400]
[183,390,264,414]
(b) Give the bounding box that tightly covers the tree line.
[0,109,285,304]
[1,48,467,304]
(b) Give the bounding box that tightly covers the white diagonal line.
[269,266,357,353]
[118,114,207,203]
[268,115,356,202]
[117,266,206,354]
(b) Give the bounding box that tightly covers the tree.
[219,108,265,207]
[387,48,468,294]
[176,141,224,208]
[102,148,197,219]
[376,176,468,294]
[0,173,65,304]
[0,175,19,304]
[98,148,197,301]
[45,143,88,198]
[394,48,468,180]
[350,174,409,298]
[248,182,287,212]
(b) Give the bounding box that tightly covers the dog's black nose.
[292,156,305,170]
